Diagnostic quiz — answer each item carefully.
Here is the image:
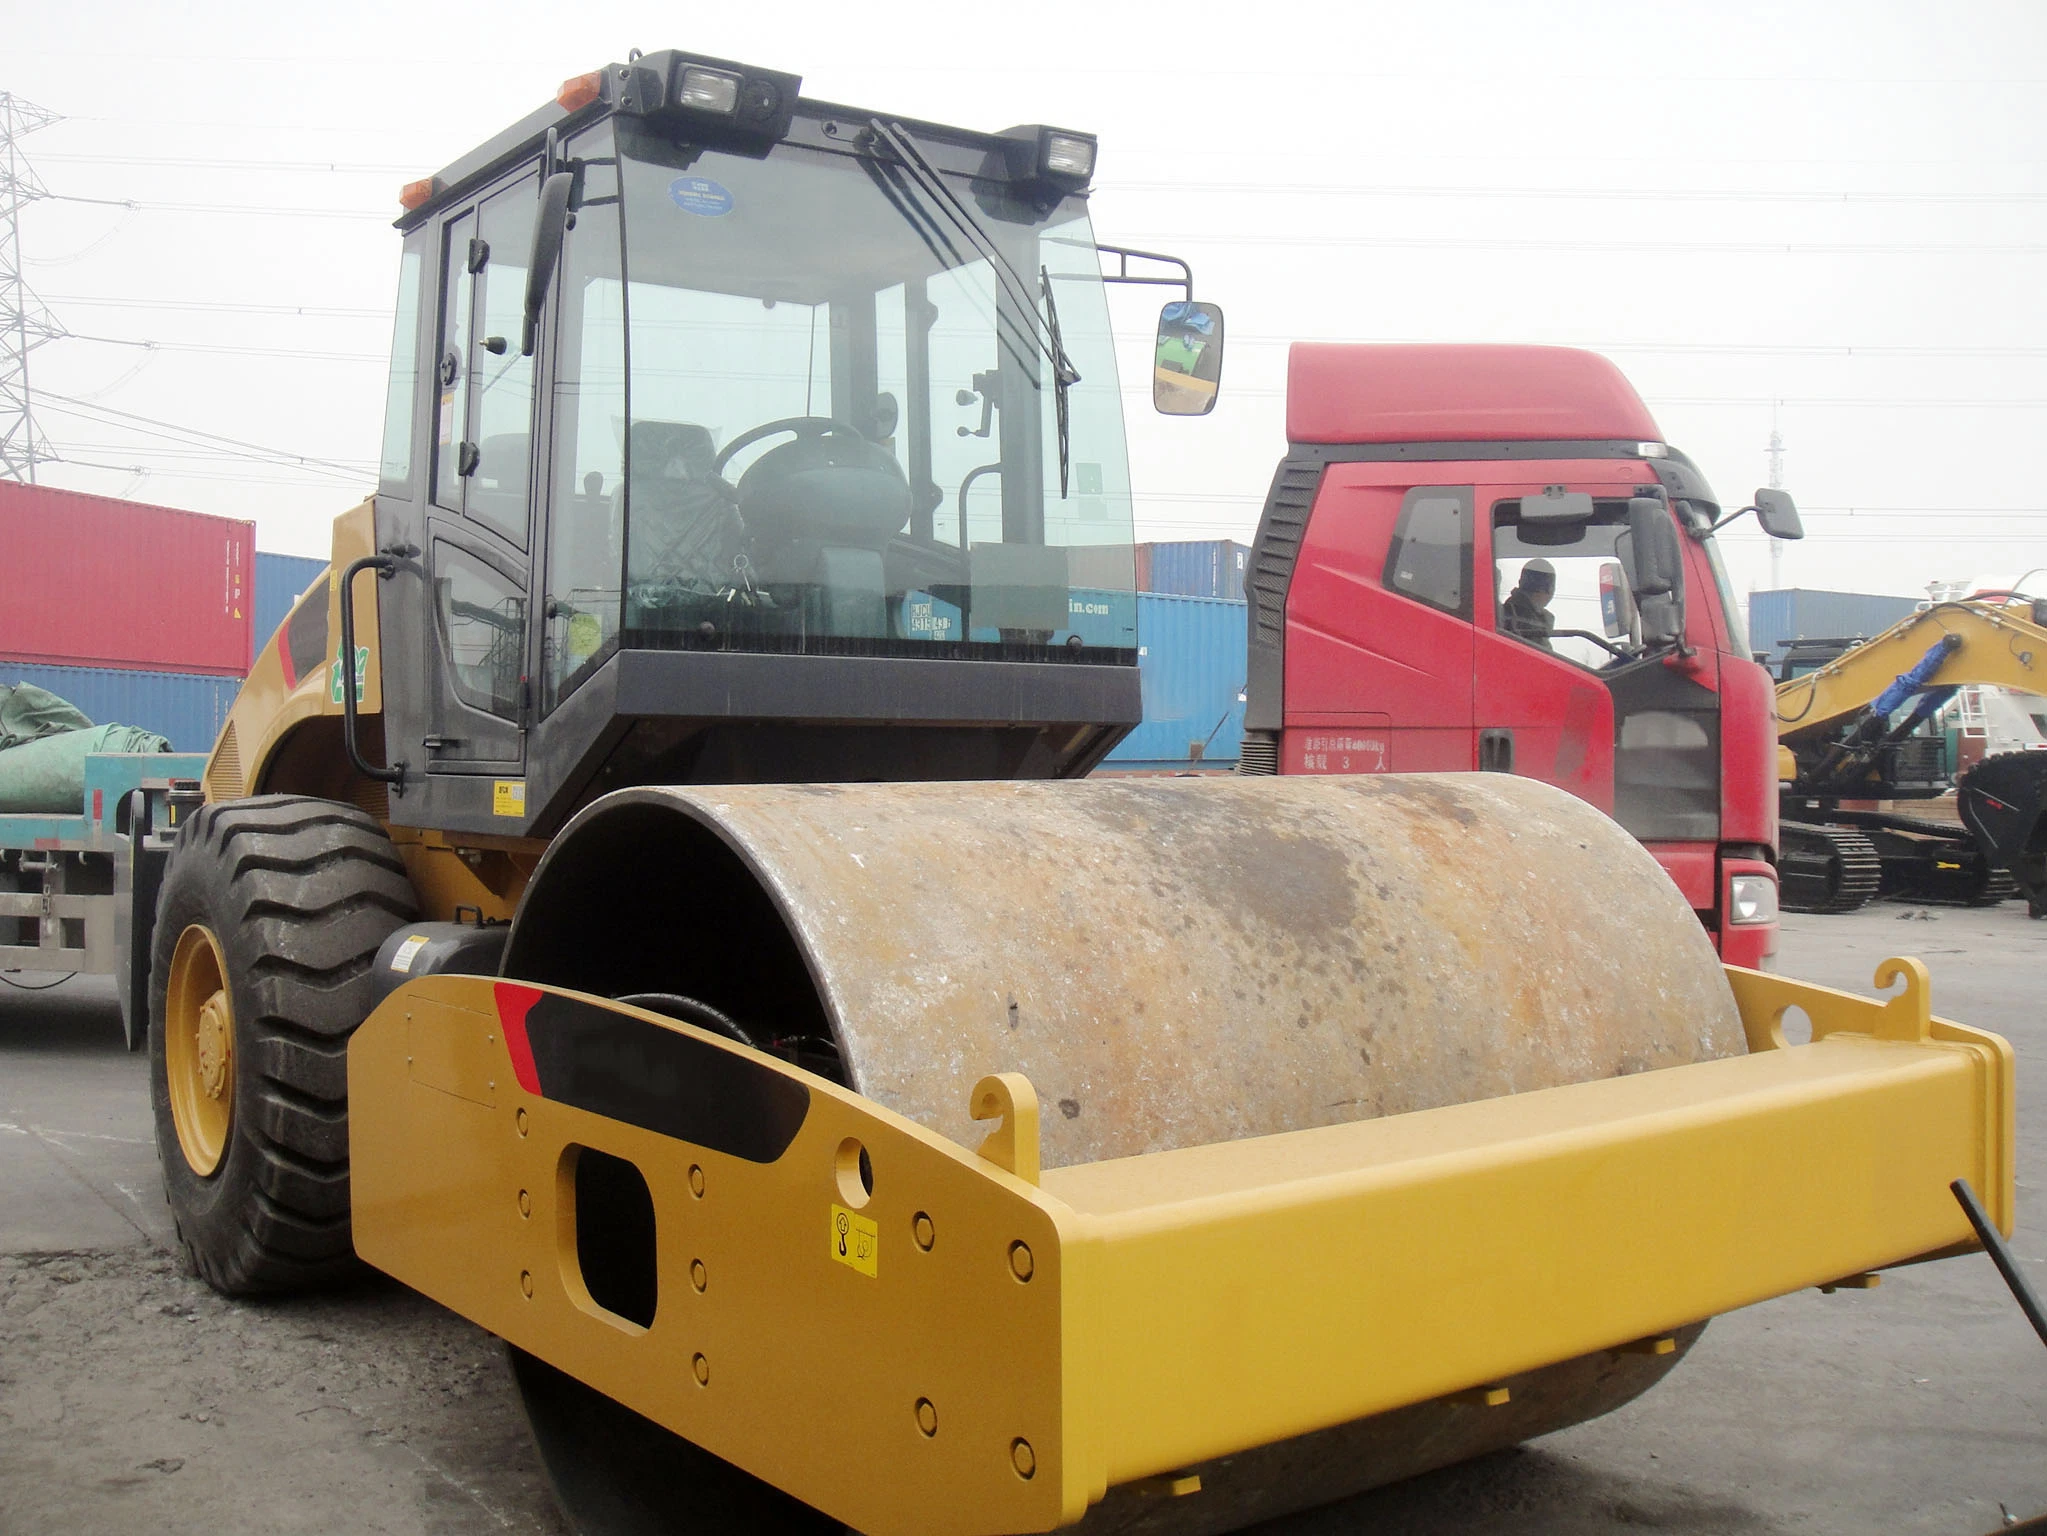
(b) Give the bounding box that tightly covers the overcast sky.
[11,0,2045,611]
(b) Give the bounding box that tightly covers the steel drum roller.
[502,773,1745,1532]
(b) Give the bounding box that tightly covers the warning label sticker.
[492,780,526,817]
[830,1204,878,1278]
[389,934,431,974]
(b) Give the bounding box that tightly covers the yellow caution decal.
[830,1204,878,1277]
[492,780,526,817]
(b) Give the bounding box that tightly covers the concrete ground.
[1,903,2041,1536]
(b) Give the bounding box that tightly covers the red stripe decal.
[92,788,103,824]
[494,982,545,1095]
[279,642,298,690]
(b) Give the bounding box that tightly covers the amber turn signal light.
[557,70,604,113]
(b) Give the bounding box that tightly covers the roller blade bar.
[1780,821,1883,913]
[1960,750,2047,919]
[349,965,2015,1536]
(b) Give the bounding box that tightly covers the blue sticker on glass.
[669,177,734,216]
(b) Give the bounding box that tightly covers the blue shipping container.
[255,552,329,653]
[1747,589,1921,668]
[1,663,238,755]
[1102,593,1246,771]
[1141,540,1249,601]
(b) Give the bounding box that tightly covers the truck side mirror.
[1153,300,1224,416]
[1627,497,1686,648]
[522,171,575,357]
[1752,488,1804,540]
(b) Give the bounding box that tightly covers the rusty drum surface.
[507,772,1743,1168]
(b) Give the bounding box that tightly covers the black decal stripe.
[524,994,810,1162]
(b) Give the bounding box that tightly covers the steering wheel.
[713,416,866,476]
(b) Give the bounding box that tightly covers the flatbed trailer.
[0,751,206,1040]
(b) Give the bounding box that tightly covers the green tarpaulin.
[0,683,171,814]
[0,681,94,750]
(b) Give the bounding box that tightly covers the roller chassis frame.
[350,958,2015,1536]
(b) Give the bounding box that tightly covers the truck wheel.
[149,795,417,1295]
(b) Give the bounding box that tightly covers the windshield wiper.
[867,118,1079,498]
[1039,264,1073,496]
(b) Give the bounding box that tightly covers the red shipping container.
[0,483,254,676]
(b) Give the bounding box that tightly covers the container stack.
[1099,593,1246,773]
[0,484,270,754]
[253,552,328,653]
[1136,538,1249,601]
[1747,588,1922,671]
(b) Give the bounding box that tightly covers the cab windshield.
[540,118,1135,708]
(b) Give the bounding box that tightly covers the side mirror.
[1153,300,1224,416]
[522,171,575,357]
[1520,486,1595,524]
[1626,496,1687,648]
[1752,487,1803,540]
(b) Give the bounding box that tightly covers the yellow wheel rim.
[166,923,235,1177]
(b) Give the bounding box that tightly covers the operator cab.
[365,51,1197,835]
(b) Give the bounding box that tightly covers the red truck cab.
[1239,344,1780,966]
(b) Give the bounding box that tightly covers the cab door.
[419,169,542,778]
[1473,483,1616,809]
[1282,469,1475,772]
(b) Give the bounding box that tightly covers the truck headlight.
[1729,873,1779,925]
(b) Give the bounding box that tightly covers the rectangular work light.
[1000,124,1099,195]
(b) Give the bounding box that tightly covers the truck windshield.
[1493,502,1746,666]
[1493,504,1654,670]
[539,118,1136,708]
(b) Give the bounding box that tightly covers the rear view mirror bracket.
[522,170,576,357]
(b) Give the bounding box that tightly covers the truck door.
[1474,487,1617,808]
[419,170,540,778]
[1282,472,1474,772]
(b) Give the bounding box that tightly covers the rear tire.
[148,795,417,1295]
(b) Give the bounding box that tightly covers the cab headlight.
[1729,873,1779,925]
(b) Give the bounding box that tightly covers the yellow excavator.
[141,52,2016,1535]
[1776,595,2047,916]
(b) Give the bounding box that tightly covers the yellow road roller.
[144,51,2016,1534]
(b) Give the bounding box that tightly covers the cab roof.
[1287,343,1664,447]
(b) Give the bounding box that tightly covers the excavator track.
[1779,821,1883,913]
[1821,810,2013,908]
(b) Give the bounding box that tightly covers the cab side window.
[1383,487,1471,617]
[432,175,540,546]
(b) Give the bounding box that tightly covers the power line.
[1216,334,2047,359]
[46,192,388,221]
[37,392,369,479]
[1114,230,2047,256]
[46,293,387,318]
[65,332,383,363]
[35,151,413,174]
[1102,180,2047,206]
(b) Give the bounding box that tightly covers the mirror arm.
[1096,242,1193,301]
[1706,505,1753,535]
[522,170,576,357]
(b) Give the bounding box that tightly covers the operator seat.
[738,429,912,641]
[624,421,745,596]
